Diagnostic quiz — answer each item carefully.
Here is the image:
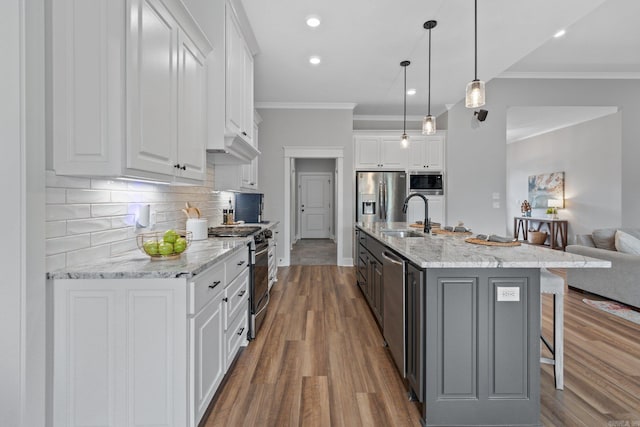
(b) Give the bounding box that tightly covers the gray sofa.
[566,228,640,308]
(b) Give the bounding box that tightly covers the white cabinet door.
[355,136,382,169]
[408,135,444,170]
[406,196,444,225]
[380,137,408,168]
[51,0,125,176]
[225,7,244,137]
[127,0,177,176]
[242,45,254,143]
[425,136,444,170]
[407,136,427,170]
[190,295,225,427]
[177,30,207,180]
[51,278,187,427]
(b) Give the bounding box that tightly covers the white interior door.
[300,173,333,238]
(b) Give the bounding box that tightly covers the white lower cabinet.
[50,278,187,427]
[49,246,250,427]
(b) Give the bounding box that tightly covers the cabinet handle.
[181,165,186,170]
[237,260,245,266]
[237,290,246,297]
[208,280,221,289]
[237,327,245,336]
[223,297,228,302]
[242,131,247,136]
[173,163,180,169]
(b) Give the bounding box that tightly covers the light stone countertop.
[48,222,279,280]
[357,222,611,269]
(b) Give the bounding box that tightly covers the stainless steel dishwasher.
[381,249,406,375]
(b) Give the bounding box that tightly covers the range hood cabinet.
[208,134,260,164]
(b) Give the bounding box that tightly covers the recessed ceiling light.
[306,15,321,28]
[309,56,321,65]
[553,29,566,38]
[407,88,417,96]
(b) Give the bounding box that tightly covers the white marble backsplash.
[45,162,234,272]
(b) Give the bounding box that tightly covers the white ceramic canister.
[186,218,208,240]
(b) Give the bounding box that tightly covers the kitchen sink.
[381,230,424,238]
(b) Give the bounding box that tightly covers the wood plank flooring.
[204,266,640,427]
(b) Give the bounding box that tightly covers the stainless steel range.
[208,226,272,340]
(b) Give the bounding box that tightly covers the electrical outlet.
[492,192,500,200]
[492,201,500,209]
[497,287,520,302]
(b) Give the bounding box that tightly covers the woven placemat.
[432,229,472,236]
[465,237,521,247]
[409,223,441,229]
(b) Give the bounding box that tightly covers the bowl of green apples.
[137,229,192,260]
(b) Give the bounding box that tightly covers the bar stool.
[540,268,565,390]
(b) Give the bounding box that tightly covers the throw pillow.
[592,228,617,251]
[614,230,640,255]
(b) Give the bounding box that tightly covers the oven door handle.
[255,247,269,257]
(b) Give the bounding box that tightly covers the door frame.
[297,172,334,239]
[283,146,344,266]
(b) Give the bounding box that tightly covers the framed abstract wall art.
[528,172,564,209]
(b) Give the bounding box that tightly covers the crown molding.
[255,102,357,110]
[499,71,640,80]
[353,115,424,122]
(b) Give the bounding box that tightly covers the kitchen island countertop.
[356,222,610,269]
[47,222,278,280]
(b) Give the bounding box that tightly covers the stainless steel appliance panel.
[250,240,269,339]
[356,171,407,222]
[381,249,406,375]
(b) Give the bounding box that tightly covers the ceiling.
[506,106,619,143]
[243,0,639,121]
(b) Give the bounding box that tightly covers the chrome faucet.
[402,193,430,233]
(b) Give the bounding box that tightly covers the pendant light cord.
[474,0,478,80]
[403,65,407,134]
[428,26,432,116]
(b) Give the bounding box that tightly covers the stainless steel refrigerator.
[356,171,407,222]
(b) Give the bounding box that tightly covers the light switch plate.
[497,286,520,302]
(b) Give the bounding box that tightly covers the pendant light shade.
[422,20,437,135]
[465,0,485,108]
[400,60,410,147]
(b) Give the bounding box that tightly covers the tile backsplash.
[45,162,234,272]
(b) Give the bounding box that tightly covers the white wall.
[445,78,640,235]
[507,112,622,242]
[257,108,353,264]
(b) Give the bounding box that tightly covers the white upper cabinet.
[354,134,408,169]
[407,134,444,171]
[51,0,211,184]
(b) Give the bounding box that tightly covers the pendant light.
[422,20,437,135]
[465,0,485,108]
[400,60,410,147]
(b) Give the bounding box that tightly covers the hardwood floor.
[204,266,640,427]
[290,239,337,265]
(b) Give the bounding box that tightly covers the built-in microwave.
[409,172,443,195]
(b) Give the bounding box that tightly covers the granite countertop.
[356,222,611,269]
[48,222,279,280]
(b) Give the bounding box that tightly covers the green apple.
[143,240,159,255]
[173,237,187,253]
[158,241,174,256]
[163,229,179,244]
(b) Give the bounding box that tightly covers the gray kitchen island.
[355,222,609,427]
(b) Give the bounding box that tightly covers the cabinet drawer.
[225,307,248,367]
[189,262,225,315]
[225,268,249,330]
[226,246,249,283]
